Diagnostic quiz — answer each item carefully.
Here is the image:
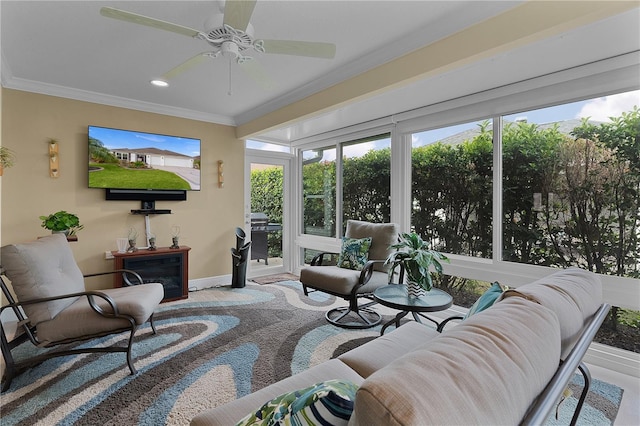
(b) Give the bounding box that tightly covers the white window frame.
[292,53,640,376]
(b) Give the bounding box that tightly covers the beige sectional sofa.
[191,268,608,425]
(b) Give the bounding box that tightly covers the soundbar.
[105,188,187,202]
[131,209,171,215]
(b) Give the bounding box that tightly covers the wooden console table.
[112,246,190,302]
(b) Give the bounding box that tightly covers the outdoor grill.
[250,213,282,265]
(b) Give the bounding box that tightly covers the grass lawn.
[89,163,191,190]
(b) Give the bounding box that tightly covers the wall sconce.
[218,160,224,188]
[49,139,59,178]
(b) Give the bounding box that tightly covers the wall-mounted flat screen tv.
[88,125,201,191]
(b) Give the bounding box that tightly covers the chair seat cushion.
[300,267,388,296]
[37,283,164,345]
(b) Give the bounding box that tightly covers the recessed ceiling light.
[150,79,169,87]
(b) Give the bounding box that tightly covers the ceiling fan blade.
[223,0,257,32]
[262,40,336,59]
[239,60,276,90]
[161,53,211,80]
[100,7,200,38]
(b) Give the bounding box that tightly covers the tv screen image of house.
[88,125,201,191]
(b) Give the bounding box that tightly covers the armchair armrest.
[436,315,464,332]
[1,290,122,318]
[310,252,338,266]
[0,290,131,347]
[358,259,387,285]
[84,269,144,286]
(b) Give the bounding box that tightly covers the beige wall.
[1,88,244,290]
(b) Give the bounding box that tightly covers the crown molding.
[1,75,236,126]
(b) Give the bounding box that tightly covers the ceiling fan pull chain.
[228,59,233,96]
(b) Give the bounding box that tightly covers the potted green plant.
[385,232,449,297]
[0,146,16,176]
[39,211,84,236]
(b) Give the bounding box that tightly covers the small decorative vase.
[127,239,138,253]
[407,281,428,299]
[170,236,179,249]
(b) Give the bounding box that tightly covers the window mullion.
[336,143,343,237]
[492,116,503,263]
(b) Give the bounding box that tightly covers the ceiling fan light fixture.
[150,79,169,87]
[221,40,240,59]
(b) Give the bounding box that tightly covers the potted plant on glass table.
[385,232,449,298]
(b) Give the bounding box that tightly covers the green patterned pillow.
[336,237,372,270]
[236,379,359,426]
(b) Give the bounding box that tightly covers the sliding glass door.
[245,153,291,276]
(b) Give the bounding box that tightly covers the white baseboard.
[187,275,231,292]
[585,342,640,378]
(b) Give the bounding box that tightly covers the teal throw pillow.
[337,237,372,271]
[236,379,359,426]
[464,281,507,319]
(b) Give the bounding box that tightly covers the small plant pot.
[407,281,428,299]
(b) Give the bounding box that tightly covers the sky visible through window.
[413,90,640,146]
[89,126,200,157]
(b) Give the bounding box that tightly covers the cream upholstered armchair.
[0,234,164,391]
[300,220,399,329]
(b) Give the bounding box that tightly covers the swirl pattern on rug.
[1,282,380,425]
[1,281,623,425]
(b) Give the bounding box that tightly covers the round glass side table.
[373,284,453,335]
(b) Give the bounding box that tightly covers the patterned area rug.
[250,273,300,285]
[0,281,623,425]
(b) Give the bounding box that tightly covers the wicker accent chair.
[300,220,399,329]
[0,234,164,391]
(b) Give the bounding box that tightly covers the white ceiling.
[1,1,639,143]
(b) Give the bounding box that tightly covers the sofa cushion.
[500,267,602,358]
[236,379,359,426]
[1,234,85,325]
[350,297,561,426]
[337,237,372,271]
[191,359,365,426]
[36,283,164,345]
[338,321,439,378]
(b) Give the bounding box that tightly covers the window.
[341,135,391,228]
[301,134,391,238]
[302,147,336,237]
[411,120,493,258]
[502,92,640,278]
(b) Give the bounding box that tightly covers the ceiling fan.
[100,0,336,91]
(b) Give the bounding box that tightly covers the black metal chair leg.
[570,362,591,426]
[149,313,157,335]
[125,327,138,375]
